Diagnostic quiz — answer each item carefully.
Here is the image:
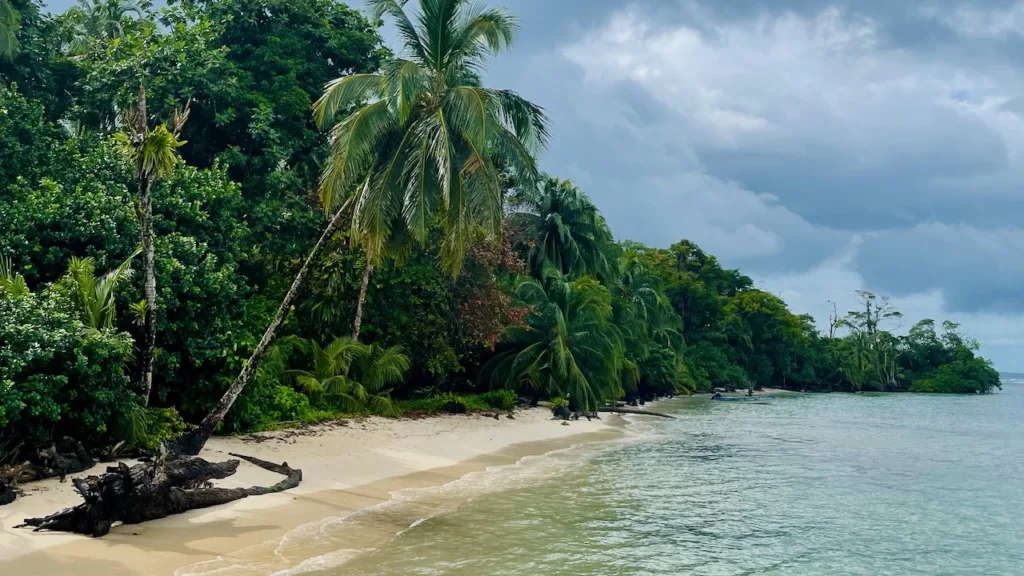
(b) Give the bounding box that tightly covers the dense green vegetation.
[0,0,1001,461]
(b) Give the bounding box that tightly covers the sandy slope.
[0,408,620,575]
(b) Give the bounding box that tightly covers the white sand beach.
[0,408,623,575]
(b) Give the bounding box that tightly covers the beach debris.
[15,452,301,537]
[0,480,16,505]
[492,413,500,420]
[597,407,676,419]
[0,437,95,506]
[506,412,515,420]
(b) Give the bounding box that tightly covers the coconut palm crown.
[313,0,550,274]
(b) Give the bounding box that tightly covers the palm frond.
[0,256,29,297]
[0,0,20,61]
[368,0,430,64]
[320,100,397,214]
[313,73,386,128]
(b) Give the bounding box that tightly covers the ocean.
[183,384,1024,575]
[339,386,1024,575]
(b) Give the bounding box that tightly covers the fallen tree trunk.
[16,453,301,537]
[598,407,676,419]
[0,437,96,506]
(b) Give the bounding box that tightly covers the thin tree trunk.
[174,199,353,455]
[139,176,156,406]
[351,258,373,340]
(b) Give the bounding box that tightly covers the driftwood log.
[15,452,301,537]
[0,437,96,506]
[0,480,16,505]
[598,407,676,419]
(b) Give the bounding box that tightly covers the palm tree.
[115,85,189,406]
[0,0,20,61]
[616,256,683,351]
[313,0,550,337]
[510,176,617,285]
[0,256,28,297]
[63,0,142,54]
[288,337,408,417]
[480,273,633,413]
[63,248,140,334]
[175,0,547,455]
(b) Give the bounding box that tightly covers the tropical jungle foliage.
[0,0,1002,462]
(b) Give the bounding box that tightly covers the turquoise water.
[334,387,1024,575]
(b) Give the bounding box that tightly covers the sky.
[475,0,1024,372]
[45,0,1024,371]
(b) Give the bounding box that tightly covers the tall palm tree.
[616,256,683,351]
[0,0,20,61]
[115,85,189,406]
[480,273,633,413]
[511,176,617,285]
[64,0,142,54]
[314,0,549,337]
[288,336,408,417]
[175,0,548,455]
[613,255,687,396]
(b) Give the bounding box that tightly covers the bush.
[479,389,517,411]
[395,393,508,416]
[128,407,191,452]
[550,396,570,418]
[0,136,258,421]
[227,381,316,432]
[910,356,1002,394]
[0,287,138,455]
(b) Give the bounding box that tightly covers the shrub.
[910,356,1002,394]
[126,407,191,452]
[395,393,506,416]
[550,396,570,418]
[0,286,138,455]
[479,389,516,411]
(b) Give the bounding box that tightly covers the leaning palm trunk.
[139,176,156,405]
[351,259,373,340]
[175,199,353,455]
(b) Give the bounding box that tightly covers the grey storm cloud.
[484,0,1024,367]
[857,224,1024,313]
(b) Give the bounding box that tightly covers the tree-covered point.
[0,0,1002,463]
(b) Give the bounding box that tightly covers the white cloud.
[923,2,1024,38]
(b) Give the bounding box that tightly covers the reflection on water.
[334,388,1024,575]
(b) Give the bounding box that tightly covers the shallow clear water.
[333,387,1024,575]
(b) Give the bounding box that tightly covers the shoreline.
[0,407,630,576]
